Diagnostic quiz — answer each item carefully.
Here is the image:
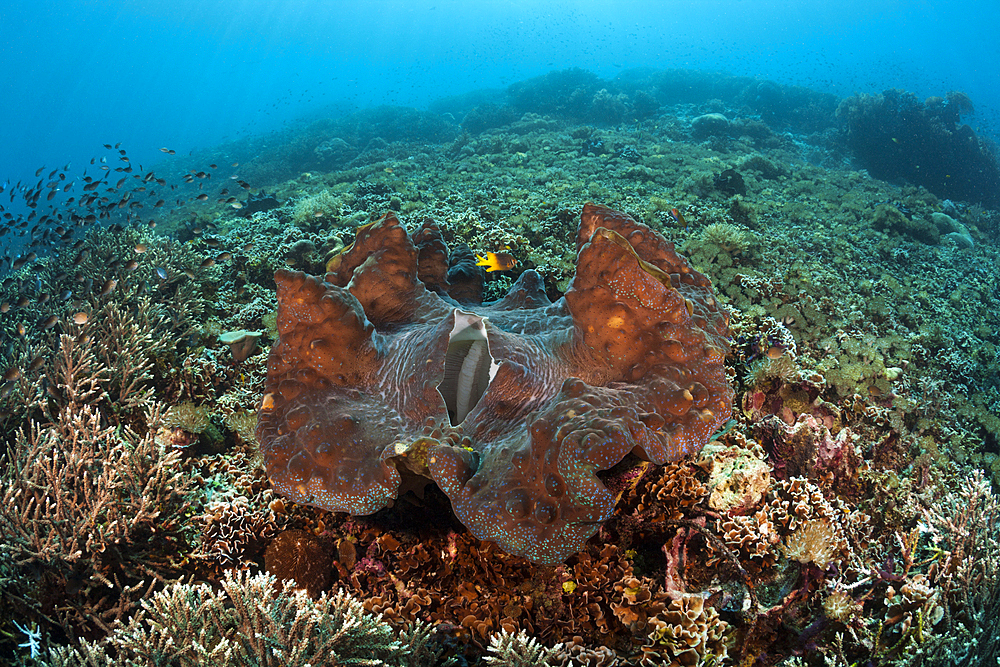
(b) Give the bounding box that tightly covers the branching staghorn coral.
[0,331,193,638]
[89,294,174,414]
[482,629,558,667]
[895,468,1000,666]
[38,571,406,667]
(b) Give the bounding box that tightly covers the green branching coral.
[291,189,342,226]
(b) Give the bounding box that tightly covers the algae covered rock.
[873,203,940,244]
[692,113,731,138]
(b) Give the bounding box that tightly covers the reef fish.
[474,251,517,272]
[669,208,687,228]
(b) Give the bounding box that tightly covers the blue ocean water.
[2,0,998,187]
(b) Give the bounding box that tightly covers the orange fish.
[475,251,517,272]
[668,208,687,228]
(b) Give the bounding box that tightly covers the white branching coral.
[483,629,557,666]
[39,570,405,667]
[912,468,1000,658]
[0,330,191,634]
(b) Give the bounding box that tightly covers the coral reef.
[2,66,999,667]
[837,89,1000,207]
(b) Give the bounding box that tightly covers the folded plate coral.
[257,203,733,563]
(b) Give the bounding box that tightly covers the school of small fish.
[0,143,252,405]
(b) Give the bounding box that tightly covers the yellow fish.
[475,251,517,272]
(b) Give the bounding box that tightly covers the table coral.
[257,203,732,563]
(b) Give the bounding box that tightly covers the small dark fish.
[59,289,73,301]
[196,193,209,201]
[200,258,215,269]
[216,252,231,262]
[154,267,168,280]
[27,356,45,372]
[124,259,139,272]
[2,367,20,381]
[15,323,26,337]
[99,278,118,295]
[36,292,50,304]
[38,314,59,329]
[204,237,220,247]
[73,312,89,325]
